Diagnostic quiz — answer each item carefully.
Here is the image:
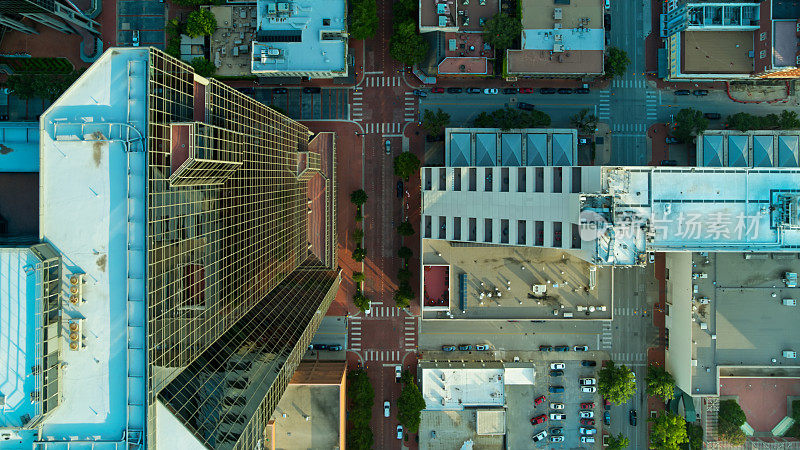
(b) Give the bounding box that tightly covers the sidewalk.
[646,252,668,442]
[727,81,792,104]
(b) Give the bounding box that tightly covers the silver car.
[384,139,391,154]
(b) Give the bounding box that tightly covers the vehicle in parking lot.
[549,413,566,420]
[397,425,403,439]
[704,112,721,120]
[431,87,445,93]
[483,88,499,95]
[520,87,534,93]
[303,87,321,94]
[660,159,678,166]
[580,427,597,435]
[580,411,594,419]
[604,411,611,425]
[581,360,596,367]
[549,427,563,435]
[629,409,637,426]
[466,87,481,93]
[579,377,596,386]
[550,402,564,410]
[666,137,680,144]
[581,436,596,443]
[693,89,709,96]
[549,369,564,377]
[534,395,546,406]
[384,401,390,417]
[413,89,427,97]
[580,418,595,426]
[549,436,564,443]
[554,345,569,352]
[550,362,565,370]
[503,88,519,94]
[475,344,489,351]
[446,87,462,93]
[580,402,595,409]
[458,344,472,351]
[395,365,402,382]
[518,102,535,111]
[442,345,456,352]
[674,89,690,95]
[273,87,288,94]
[539,345,552,352]
[531,414,547,425]
[396,180,403,198]
[575,87,590,94]
[532,430,548,442]
[581,386,597,393]
[539,87,557,94]
[384,139,391,154]
[573,345,589,351]
[549,386,565,393]
[557,88,573,94]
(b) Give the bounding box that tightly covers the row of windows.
[424,167,582,194]
[424,215,582,249]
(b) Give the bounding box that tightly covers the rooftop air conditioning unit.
[553,8,562,20]
[68,273,84,304]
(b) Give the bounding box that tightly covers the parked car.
[534,395,546,406]
[532,430,548,442]
[554,345,569,352]
[539,87,557,94]
[581,386,597,393]
[327,344,343,351]
[605,0,610,9]
[604,13,611,31]
[458,344,472,351]
[575,87,591,94]
[580,378,596,386]
[580,427,597,435]
[693,89,709,96]
[704,112,721,120]
[581,436,596,443]
[539,345,552,352]
[431,87,445,93]
[311,344,327,350]
[483,88,499,95]
[518,102,535,111]
[413,89,428,97]
[442,345,456,352]
[580,411,595,419]
[604,399,611,410]
[629,409,637,426]
[660,159,677,166]
[396,180,403,198]
[674,89,690,95]
[649,252,655,263]
[384,401,391,417]
[520,87,535,93]
[550,369,564,377]
[549,436,565,443]
[580,402,595,409]
[550,362,565,370]
[574,345,589,351]
[604,410,611,425]
[581,360,596,367]
[446,87,462,93]
[549,413,567,420]
[531,414,547,425]
[476,344,489,351]
[397,425,403,439]
[549,386,565,393]
[466,87,481,93]
[303,87,321,94]
[550,402,565,410]
[384,140,391,154]
[557,88,573,94]
[503,87,519,94]
[132,30,140,47]
[580,418,595,426]
[395,365,402,382]
[273,87,288,94]
[665,137,680,144]
[549,427,563,435]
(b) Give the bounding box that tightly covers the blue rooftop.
[0,122,39,172]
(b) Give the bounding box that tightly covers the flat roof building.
[696,129,800,167]
[0,47,340,449]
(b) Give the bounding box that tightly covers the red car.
[530,414,547,425]
[604,399,611,410]
[580,402,595,409]
[431,87,445,93]
[581,418,595,426]
[520,88,534,94]
[534,395,546,406]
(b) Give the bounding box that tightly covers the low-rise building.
[696,129,800,167]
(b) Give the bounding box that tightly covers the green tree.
[607,433,630,450]
[185,9,218,38]
[649,411,689,450]
[165,19,184,58]
[353,290,370,311]
[393,0,417,23]
[350,189,368,206]
[352,271,366,283]
[190,57,216,77]
[471,107,551,130]
[349,0,378,40]
[570,108,599,134]
[394,152,421,180]
[394,282,414,308]
[398,246,413,259]
[597,360,636,405]
[646,364,676,402]
[673,108,708,143]
[347,369,374,450]
[421,108,450,135]
[390,20,429,65]
[397,370,425,432]
[604,46,630,79]
[352,246,367,262]
[719,400,746,427]
[683,422,703,450]
[779,109,800,129]
[397,221,415,237]
[473,111,495,128]
[352,228,364,243]
[398,268,412,282]
[726,112,757,132]
[719,423,746,446]
[483,13,521,51]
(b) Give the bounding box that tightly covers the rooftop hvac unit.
[267,3,276,15]
[554,33,562,42]
[554,23,562,29]
[553,8,562,20]
[68,273,84,304]
[277,2,290,13]
[553,43,564,52]
[268,47,280,56]
[68,319,84,351]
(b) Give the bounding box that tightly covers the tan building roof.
[521,0,603,30]
[420,0,498,32]
[507,48,604,75]
[682,30,754,74]
[476,409,506,435]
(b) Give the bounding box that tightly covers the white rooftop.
[422,368,505,411]
[522,28,604,51]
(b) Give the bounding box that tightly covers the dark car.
[548,386,565,393]
[581,360,597,367]
[604,13,611,31]
[503,87,519,94]
[303,87,321,94]
[539,87,557,94]
[629,409,637,426]
[704,112,721,120]
[693,89,709,96]
[396,180,403,198]
[442,345,456,352]
[550,370,564,377]
[674,89,690,95]
[539,345,552,352]
[531,414,547,425]
[466,87,481,93]
[413,89,428,97]
[666,136,680,144]
[518,102,535,111]
[604,411,611,425]
[327,344,343,351]
[446,87,463,93]
[273,87,288,94]
[580,418,595,426]
[557,88,573,94]
[554,345,569,352]
[431,87,445,93]
[458,344,472,351]
[549,427,563,435]
[575,87,590,94]
[311,344,327,350]
[660,159,678,166]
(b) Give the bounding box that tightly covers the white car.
[550,402,565,410]
[549,413,566,420]
[532,430,548,442]
[604,0,610,9]
[483,88,499,95]
[580,377,597,386]
[574,345,589,351]
[581,436,596,443]
[580,410,594,419]
[550,362,565,370]
[396,425,403,439]
[649,252,655,263]
[550,436,565,443]
[384,401,390,417]
[395,365,402,382]
[580,427,597,435]
[581,386,597,393]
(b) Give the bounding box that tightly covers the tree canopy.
[649,411,689,450]
[350,189,368,206]
[398,221,415,237]
[352,246,367,262]
[422,108,451,135]
[726,110,800,132]
[390,20,429,65]
[351,228,364,244]
[393,0,417,23]
[347,369,374,450]
[604,46,630,79]
[718,399,747,445]
[397,370,425,432]
[683,421,703,450]
[483,13,521,50]
[597,360,636,405]
[394,152,421,180]
[190,57,216,77]
[646,364,676,402]
[4,70,82,101]
[570,108,599,134]
[398,268,412,282]
[353,291,370,311]
[607,433,630,450]
[398,246,413,259]
[673,108,708,143]
[473,107,551,130]
[352,271,366,283]
[349,0,378,40]
[185,9,218,37]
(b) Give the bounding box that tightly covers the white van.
[783,350,797,359]
[783,299,797,306]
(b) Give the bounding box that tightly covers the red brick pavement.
[720,378,800,433]
[648,123,669,166]
[647,252,668,441]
